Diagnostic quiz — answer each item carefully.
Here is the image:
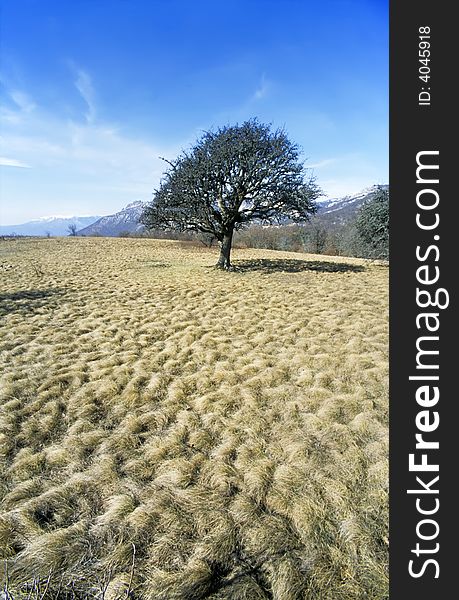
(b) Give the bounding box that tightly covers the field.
[0,237,388,599]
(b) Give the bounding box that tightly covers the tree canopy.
[355,186,389,259]
[141,119,322,268]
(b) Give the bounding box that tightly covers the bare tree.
[309,225,328,254]
[141,119,322,269]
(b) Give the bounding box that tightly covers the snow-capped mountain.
[1,186,388,239]
[77,201,147,237]
[0,215,101,237]
[316,184,388,223]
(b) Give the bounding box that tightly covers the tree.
[141,119,322,269]
[307,224,328,254]
[355,186,389,259]
[68,223,78,237]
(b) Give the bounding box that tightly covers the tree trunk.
[216,229,234,269]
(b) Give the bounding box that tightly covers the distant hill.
[0,215,101,237]
[77,201,147,237]
[77,187,388,238]
[1,186,387,239]
[315,184,389,226]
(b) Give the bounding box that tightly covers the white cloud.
[0,157,32,168]
[0,88,36,126]
[75,69,97,123]
[252,74,270,101]
[10,90,36,113]
[307,158,336,169]
[0,77,185,222]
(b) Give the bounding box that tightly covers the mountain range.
[1,185,388,237]
[0,215,102,237]
[315,184,388,226]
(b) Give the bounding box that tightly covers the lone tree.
[141,119,322,269]
[67,223,78,237]
[355,186,389,259]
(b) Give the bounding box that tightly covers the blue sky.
[0,0,388,225]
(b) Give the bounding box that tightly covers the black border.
[390,1,455,596]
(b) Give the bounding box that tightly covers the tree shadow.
[233,258,365,274]
[0,288,65,316]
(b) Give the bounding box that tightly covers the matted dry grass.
[0,237,388,599]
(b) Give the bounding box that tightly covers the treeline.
[232,191,388,259]
[234,221,367,258]
[119,187,389,260]
[236,185,388,260]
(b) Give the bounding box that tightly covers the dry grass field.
[0,237,388,599]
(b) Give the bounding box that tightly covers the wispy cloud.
[10,90,36,113]
[0,157,32,168]
[0,87,36,126]
[75,69,97,123]
[307,158,336,169]
[0,76,185,222]
[252,74,270,101]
